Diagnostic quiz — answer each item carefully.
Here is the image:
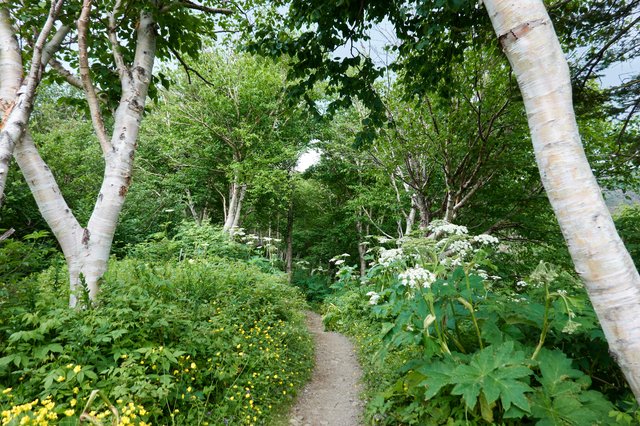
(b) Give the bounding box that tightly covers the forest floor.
[287,311,364,426]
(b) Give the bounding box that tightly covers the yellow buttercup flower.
[73,365,82,374]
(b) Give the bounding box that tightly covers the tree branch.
[41,24,70,68]
[180,0,233,15]
[107,0,127,78]
[78,0,111,156]
[0,228,14,242]
[21,0,65,104]
[168,45,216,86]
[48,58,83,89]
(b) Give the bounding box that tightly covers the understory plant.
[324,220,636,425]
[0,258,313,425]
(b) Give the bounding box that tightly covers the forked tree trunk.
[14,11,156,307]
[231,184,246,230]
[483,0,640,401]
[223,177,247,234]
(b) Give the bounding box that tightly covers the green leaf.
[417,357,457,399]
[449,342,533,412]
[530,349,614,425]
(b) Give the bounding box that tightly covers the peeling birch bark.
[483,0,640,401]
[11,11,156,307]
[0,4,23,205]
[0,1,65,206]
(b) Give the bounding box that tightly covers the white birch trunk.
[80,11,156,303]
[223,181,239,232]
[231,184,247,231]
[13,11,156,307]
[405,199,416,236]
[0,2,64,206]
[0,5,21,204]
[223,175,246,234]
[483,0,640,401]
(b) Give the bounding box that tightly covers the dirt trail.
[288,311,364,426]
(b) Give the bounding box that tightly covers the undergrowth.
[0,257,313,425]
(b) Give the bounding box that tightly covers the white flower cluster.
[428,221,468,236]
[366,291,380,305]
[448,240,473,258]
[562,319,581,334]
[399,267,436,289]
[330,253,350,267]
[378,248,404,266]
[473,234,499,245]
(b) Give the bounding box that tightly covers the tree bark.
[13,11,157,307]
[231,184,246,231]
[483,0,640,401]
[0,5,21,205]
[0,2,64,206]
[414,192,430,231]
[285,192,294,283]
[223,178,240,232]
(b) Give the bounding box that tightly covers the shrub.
[323,221,632,425]
[0,258,313,425]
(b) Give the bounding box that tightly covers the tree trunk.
[0,6,21,206]
[415,192,430,231]
[483,0,640,401]
[0,3,64,206]
[356,219,368,278]
[13,11,156,307]
[231,184,247,231]
[405,196,417,236]
[285,193,294,283]
[223,175,244,233]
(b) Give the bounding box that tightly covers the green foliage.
[0,258,313,425]
[323,224,627,425]
[614,205,640,269]
[127,220,252,262]
[291,267,333,304]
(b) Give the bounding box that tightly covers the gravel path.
[288,311,364,426]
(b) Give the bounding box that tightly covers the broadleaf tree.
[0,0,246,306]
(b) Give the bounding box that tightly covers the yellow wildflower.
[65,409,75,416]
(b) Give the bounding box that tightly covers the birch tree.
[0,0,65,206]
[483,0,640,402]
[1,1,239,306]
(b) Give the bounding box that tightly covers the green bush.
[615,205,640,269]
[0,258,313,425]
[323,222,634,425]
[126,220,252,262]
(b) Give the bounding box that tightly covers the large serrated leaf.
[417,357,457,399]
[450,342,533,412]
[531,349,615,425]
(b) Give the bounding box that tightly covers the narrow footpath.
[288,311,364,426]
